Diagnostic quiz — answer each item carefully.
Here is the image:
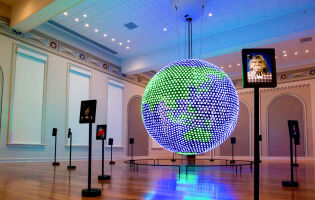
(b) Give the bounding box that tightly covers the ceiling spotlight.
[126,46,130,50]
[83,14,87,18]
[85,23,89,27]
[237,63,240,66]
[94,29,98,33]
[103,34,107,37]
[64,12,68,16]
[163,28,167,32]
[111,38,115,42]
[283,50,286,54]
[75,18,79,22]
[221,67,224,69]
[275,56,277,59]
[305,49,309,53]
[294,52,298,55]
[228,65,232,68]
[284,54,287,57]
[119,42,123,46]
[208,13,213,17]
[127,40,130,43]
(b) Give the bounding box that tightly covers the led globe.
[141,59,239,155]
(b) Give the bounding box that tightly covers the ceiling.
[50,0,315,60]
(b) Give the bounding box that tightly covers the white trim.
[16,46,47,61]
[108,79,125,88]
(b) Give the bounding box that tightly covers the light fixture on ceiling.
[237,63,240,66]
[75,18,79,22]
[85,23,89,27]
[282,50,286,54]
[94,29,98,33]
[305,49,309,53]
[119,42,123,46]
[294,52,298,55]
[163,28,167,32]
[228,65,232,68]
[83,14,87,18]
[126,46,130,50]
[103,34,107,37]
[275,56,277,59]
[284,54,287,57]
[127,40,130,43]
[221,67,224,69]
[64,12,68,16]
[111,38,115,42]
[208,13,213,17]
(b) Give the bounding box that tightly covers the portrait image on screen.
[96,124,107,140]
[242,48,277,88]
[79,100,97,124]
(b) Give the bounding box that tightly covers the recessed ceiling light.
[283,50,286,54]
[221,67,224,69]
[237,63,240,66]
[103,34,107,37]
[208,13,213,17]
[294,52,298,55]
[85,23,89,27]
[127,40,130,43]
[64,12,68,16]
[305,49,309,53]
[284,54,287,57]
[94,29,98,33]
[75,18,79,22]
[111,38,115,42]
[228,65,232,68]
[275,56,277,59]
[163,28,167,32]
[83,14,87,18]
[126,46,130,50]
[119,42,123,46]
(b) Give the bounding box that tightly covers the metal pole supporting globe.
[141,59,239,155]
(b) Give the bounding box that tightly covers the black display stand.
[82,123,101,197]
[230,137,236,164]
[67,128,76,170]
[171,152,176,162]
[282,134,299,187]
[108,138,115,165]
[254,87,260,200]
[129,138,135,163]
[98,139,111,180]
[52,128,60,166]
[210,150,214,162]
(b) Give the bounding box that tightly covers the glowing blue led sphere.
[141,59,239,155]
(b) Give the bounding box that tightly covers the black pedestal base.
[109,161,115,165]
[98,175,111,180]
[82,188,101,197]
[67,165,76,170]
[210,159,215,162]
[293,163,299,167]
[282,181,299,187]
[52,162,60,166]
[171,159,176,162]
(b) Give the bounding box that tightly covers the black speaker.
[129,138,134,144]
[67,128,72,138]
[231,137,236,144]
[52,128,57,136]
[108,138,113,145]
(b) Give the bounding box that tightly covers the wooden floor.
[0,159,314,200]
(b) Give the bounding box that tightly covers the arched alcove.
[268,94,305,156]
[127,96,148,156]
[220,102,250,156]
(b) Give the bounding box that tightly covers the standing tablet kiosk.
[96,125,111,180]
[242,48,277,200]
[80,100,101,197]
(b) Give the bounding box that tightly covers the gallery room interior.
[0,0,315,199]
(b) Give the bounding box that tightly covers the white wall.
[0,34,145,162]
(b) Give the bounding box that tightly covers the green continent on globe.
[183,127,212,142]
[142,65,227,114]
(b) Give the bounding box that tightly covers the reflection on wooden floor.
[0,159,314,199]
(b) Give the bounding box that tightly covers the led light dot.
[141,59,239,155]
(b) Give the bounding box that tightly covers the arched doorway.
[268,94,305,156]
[127,96,148,156]
[220,102,250,156]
